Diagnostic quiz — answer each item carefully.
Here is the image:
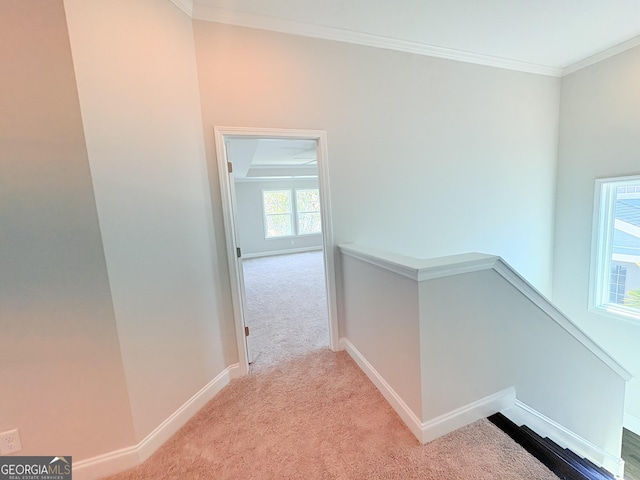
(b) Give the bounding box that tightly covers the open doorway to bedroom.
[214,128,338,375]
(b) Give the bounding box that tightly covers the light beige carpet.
[104,350,557,480]
[242,251,329,371]
[104,253,557,479]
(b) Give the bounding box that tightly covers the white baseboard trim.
[340,335,624,476]
[421,387,515,443]
[625,413,640,436]
[340,338,424,442]
[136,363,241,462]
[71,445,140,480]
[340,338,515,444]
[502,400,625,478]
[73,364,240,480]
[242,246,322,259]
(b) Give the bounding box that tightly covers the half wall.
[339,244,630,476]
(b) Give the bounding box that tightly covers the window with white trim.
[295,189,321,235]
[591,176,640,319]
[262,188,321,239]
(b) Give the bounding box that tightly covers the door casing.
[214,126,339,375]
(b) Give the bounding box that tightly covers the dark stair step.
[569,449,615,480]
[520,425,612,480]
[488,413,616,480]
[488,414,584,480]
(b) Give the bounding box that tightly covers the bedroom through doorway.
[215,128,338,374]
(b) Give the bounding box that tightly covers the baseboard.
[421,387,515,443]
[501,400,625,478]
[625,412,640,436]
[339,338,424,442]
[242,246,322,259]
[69,445,140,480]
[136,363,241,462]
[340,338,515,444]
[73,364,240,480]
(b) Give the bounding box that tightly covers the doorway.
[214,127,339,376]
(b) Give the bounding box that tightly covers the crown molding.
[191,4,563,77]
[168,0,194,17]
[186,2,640,78]
[562,34,640,76]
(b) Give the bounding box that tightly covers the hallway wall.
[64,0,232,443]
[0,0,135,459]
[193,21,561,343]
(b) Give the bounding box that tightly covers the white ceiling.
[175,0,640,76]
[226,138,318,180]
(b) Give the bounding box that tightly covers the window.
[591,176,640,319]
[262,188,321,238]
[296,189,321,235]
[262,190,293,238]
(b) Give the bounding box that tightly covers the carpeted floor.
[242,251,329,371]
[104,252,558,480]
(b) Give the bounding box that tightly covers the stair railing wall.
[338,244,631,476]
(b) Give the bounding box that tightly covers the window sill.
[264,233,322,240]
[591,305,640,326]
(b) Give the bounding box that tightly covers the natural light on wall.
[591,175,640,321]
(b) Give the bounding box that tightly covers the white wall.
[420,269,625,456]
[235,178,323,256]
[339,247,627,470]
[64,0,232,443]
[341,254,422,418]
[553,44,640,430]
[193,23,561,351]
[0,0,135,459]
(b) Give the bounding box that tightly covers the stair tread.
[489,415,588,480]
[573,453,615,479]
[488,414,616,480]
[530,433,603,477]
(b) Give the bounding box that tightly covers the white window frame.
[590,175,640,322]
[295,188,322,236]
[261,188,322,239]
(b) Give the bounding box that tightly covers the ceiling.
[226,138,318,180]
[175,0,640,76]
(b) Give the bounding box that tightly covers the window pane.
[263,190,292,215]
[295,189,321,234]
[612,187,640,309]
[296,189,320,213]
[263,190,293,238]
[596,179,640,314]
[609,264,627,304]
[265,214,292,237]
[298,212,321,235]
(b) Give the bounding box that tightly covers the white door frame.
[214,126,339,376]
